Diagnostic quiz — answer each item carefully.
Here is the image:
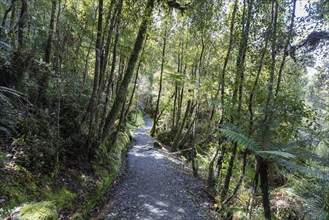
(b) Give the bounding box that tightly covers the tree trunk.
[214,144,226,178]
[151,23,167,136]
[173,100,191,150]
[246,162,260,218]
[35,0,57,105]
[259,158,271,220]
[100,0,118,78]
[172,84,177,131]
[17,0,27,51]
[86,0,104,157]
[263,0,278,131]
[8,0,17,46]
[44,0,57,64]
[82,6,98,89]
[222,0,253,199]
[0,0,16,36]
[99,10,122,133]
[275,0,296,98]
[249,38,269,133]
[259,1,278,218]
[177,116,195,147]
[223,150,247,204]
[207,146,220,188]
[222,142,237,198]
[101,0,155,142]
[219,0,238,124]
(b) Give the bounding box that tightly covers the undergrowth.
[0,111,145,219]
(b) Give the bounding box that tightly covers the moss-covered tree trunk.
[86,0,103,157]
[17,0,27,51]
[36,0,57,105]
[101,0,156,142]
[173,100,191,151]
[151,23,167,137]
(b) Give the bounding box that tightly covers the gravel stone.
[105,116,208,220]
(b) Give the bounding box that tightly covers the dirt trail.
[103,115,211,220]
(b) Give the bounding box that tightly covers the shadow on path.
[105,115,207,220]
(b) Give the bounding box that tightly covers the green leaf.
[257,150,296,159]
[219,126,261,154]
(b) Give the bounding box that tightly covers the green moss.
[44,187,76,209]
[85,127,133,215]
[128,111,145,128]
[0,164,40,210]
[157,131,174,145]
[18,201,58,220]
[68,212,84,220]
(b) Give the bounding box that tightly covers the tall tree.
[86,0,104,157]
[151,21,168,136]
[17,0,27,50]
[102,0,156,142]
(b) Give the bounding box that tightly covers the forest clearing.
[0,0,328,219]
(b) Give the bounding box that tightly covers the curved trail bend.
[104,115,210,220]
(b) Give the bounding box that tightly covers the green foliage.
[18,201,58,220]
[0,164,39,210]
[0,0,328,218]
[44,187,76,209]
[157,130,174,145]
[0,151,7,165]
[128,111,145,128]
[220,125,261,154]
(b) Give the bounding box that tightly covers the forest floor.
[94,115,216,220]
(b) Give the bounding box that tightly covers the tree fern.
[219,125,260,154]
[219,125,296,160]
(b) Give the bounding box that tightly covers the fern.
[258,150,296,159]
[219,125,261,154]
[0,86,30,105]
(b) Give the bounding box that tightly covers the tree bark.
[124,36,148,121]
[275,0,296,98]
[222,0,253,198]
[249,38,269,133]
[151,23,167,136]
[214,144,226,178]
[259,158,271,220]
[99,10,122,133]
[86,0,104,157]
[219,0,238,124]
[173,100,191,150]
[101,0,156,142]
[246,162,260,218]
[259,1,278,218]
[35,0,57,105]
[17,0,27,51]
[0,0,16,36]
[207,146,220,188]
[82,6,98,89]
[44,0,57,64]
[223,150,247,205]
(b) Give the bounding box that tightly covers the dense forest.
[0,0,328,219]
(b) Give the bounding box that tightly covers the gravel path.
[105,115,209,220]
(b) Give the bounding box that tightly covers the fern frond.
[279,159,329,181]
[219,125,261,154]
[258,150,296,159]
[0,86,26,100]
[0,86,31,105]
[270,140,316,151]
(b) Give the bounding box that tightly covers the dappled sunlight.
[129,148,165,160]
[143,203,168,216]
[106,116,204,219]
